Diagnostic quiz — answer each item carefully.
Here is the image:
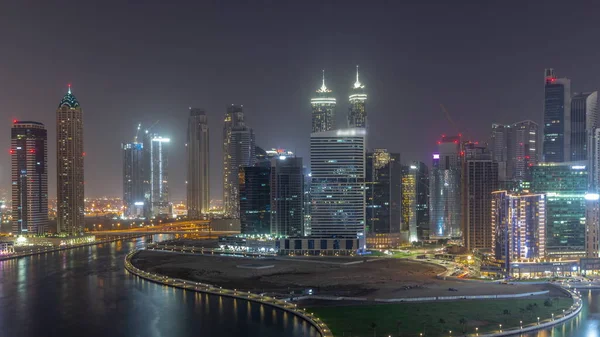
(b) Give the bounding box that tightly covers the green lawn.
[311,298,573,337]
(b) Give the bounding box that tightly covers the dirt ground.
[132,250,561,300]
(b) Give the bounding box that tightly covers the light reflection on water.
[0,235,319,337]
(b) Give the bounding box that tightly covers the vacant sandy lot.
[132,250,559,300]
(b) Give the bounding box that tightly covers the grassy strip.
[311,298,572,337]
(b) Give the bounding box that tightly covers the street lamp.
[537,317,540,325]
[499,324,502,332]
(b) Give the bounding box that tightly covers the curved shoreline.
[472,287,582,337]
[124,249,332,337]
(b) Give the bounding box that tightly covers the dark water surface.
[0,236,319,337]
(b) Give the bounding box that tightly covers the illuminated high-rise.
[570,92,598,161]
[462,145,498,252]
[531,162,587,254]
[56,85,84,235]
[348,65,367,128]
[270,157,304,236]
[11,121,48,235]
[492,191,546,273]
[311,128,366,237]
[429,136,462,237]
[223,105,255,218]
[401,161,429,242]
[122,140,144,218]
[366,150,401,234]
[143,132,170,217]
[239,166,271,234]
[187,108,210,219]
[543,68,571,162]
[311,70,336,133]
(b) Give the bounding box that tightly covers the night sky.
[2,0,600,200]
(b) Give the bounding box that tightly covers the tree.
[439,318,446,324]
[371,322,377,337]
[459,318,467,333]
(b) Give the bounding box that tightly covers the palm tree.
[459,318,467,333]
[371,322,377,337]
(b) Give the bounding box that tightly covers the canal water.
[0,235,319,337]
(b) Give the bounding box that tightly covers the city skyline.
[4,1,600,201]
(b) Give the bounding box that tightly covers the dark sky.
[2,0,600,200]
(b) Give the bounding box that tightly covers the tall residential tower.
[223,105,255,218]
[56,86,84,235]
[187,108,210,219]
[11,121,48,235]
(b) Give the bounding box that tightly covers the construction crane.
[133,123,141,142]
[146,120,159,133]
[440,104,461,136]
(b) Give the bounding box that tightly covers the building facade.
[311,70,336,133]
[543,68,571,163]
[463,146,498,252]
[570,92,598,161]
[270,157,304,236]
[366,149,402,235]
[489,121,538,183]
[187,108,210,219]
[239,166,271,235]
[310,128,366,238]
[223,105,255,218]
[122,142,144,218]
[144,132,170,217]
[56,86,84,235]
[429,136,462,237]
[401,162,429,242]
[11,121,48,235]
[348,65,367,128]
[531,162,587,254]
[492,191,546,274]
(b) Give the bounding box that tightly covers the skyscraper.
[187,108,210,219]
[348,65,367,128]
[122,141,144,218]
[310,128,366,237]
[311,70,336,133]
[531,162,587,254]
[492,191,546,273]
[462,145,498,252]
[366,150,402,234]
[489,121,539,184]
[570,92,598,161]
[543,68,571,162]
[56,86,84,235]
[401,162,429,242]
[270,156,304,236]
[11,121,48,235]
[223,105,255,218]
[512,120,539,182]
[144,132,170,217]
[429,136,462,237]
[239,166,271,235]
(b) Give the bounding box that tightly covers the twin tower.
[310,66,367,133]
